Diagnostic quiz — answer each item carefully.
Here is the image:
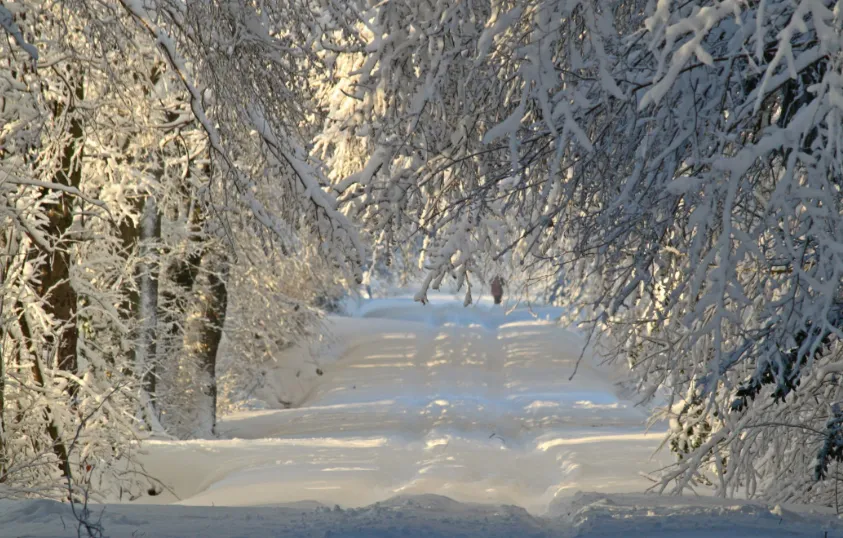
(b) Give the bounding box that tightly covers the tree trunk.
[17,303,72,482]
[119,195,162,428]
[18,73,86,482]
[0,231,8,481]
[183,250,228,436]
[39,75,84,377]
[0,316,5,483]
[137,197,161,403]
[117,65,167,413]
[159,202,204,369]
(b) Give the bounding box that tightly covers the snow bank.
[2,493,841,537]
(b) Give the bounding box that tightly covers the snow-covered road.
[138,297,668,516]
[5,296,843,537]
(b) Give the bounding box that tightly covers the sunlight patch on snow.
[499,320,559,329]
[426,438,450,449]
[496,330,551,341]
[355,353,413,360]
[524,400,561,410]
[573,400,623,410]
[292,400,396,411]
[380,333,418,340]
[147,436,390,449]
[349,361,415,368]
[537,433,661,451]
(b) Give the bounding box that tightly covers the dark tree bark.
[16,73,87,482]
[38,75,84,377]
[0,232,7,481]
[137,198,162,401]
[17,303,71,482]
[183,249,228,436]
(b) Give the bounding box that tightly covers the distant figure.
[491,276,505,305]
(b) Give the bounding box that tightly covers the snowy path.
[5,297,843,537]
[138,297,667,516]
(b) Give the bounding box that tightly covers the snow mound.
[551,492,842,537]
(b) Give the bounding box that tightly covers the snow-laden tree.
[315,0,843,506]
[107,0,370,437]
[312,0,540,304]
[0,0,153,499]
[0,0,364,499]
[115,0,365,275]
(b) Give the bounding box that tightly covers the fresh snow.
[4,492,842,537]
[2,294,842,536]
